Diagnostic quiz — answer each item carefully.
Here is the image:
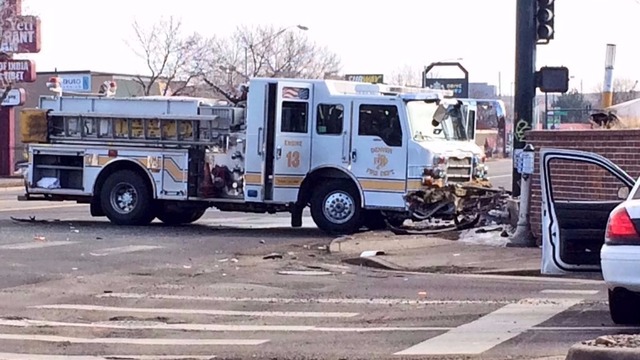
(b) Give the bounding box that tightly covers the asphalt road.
[0,185,632,360]
[487,158,513,191]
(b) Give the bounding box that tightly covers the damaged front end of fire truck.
[383,99,510,235]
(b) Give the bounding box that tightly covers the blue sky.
[17,0,640,94]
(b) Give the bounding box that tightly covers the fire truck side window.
[358,104,402,147]
[316,104,344,135]
[281,101,308,133]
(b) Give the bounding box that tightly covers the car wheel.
[609,288,640,325]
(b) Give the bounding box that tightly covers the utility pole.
[512,0,538,197]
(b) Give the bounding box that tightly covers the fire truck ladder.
[46,111,233,148]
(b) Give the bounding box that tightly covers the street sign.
[0,15,41,53]
[344,74,384,84]
[0,58,36,82]
[0,88,25,106]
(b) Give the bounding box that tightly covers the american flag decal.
[282,87,309,100]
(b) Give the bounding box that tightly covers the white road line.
[0,203,85,212]
[540,289,600,295]
[0,333,267,346]
[88,245,162,257]
[394,298,583,356]
[441,272,604,284]
[488,174,511,179]
[0,354,219,360]
[0,241,79,250]
[96,292,512,305]
[0,318,450,332]
[33,304,359,318]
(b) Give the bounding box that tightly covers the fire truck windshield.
[406,100,468,141]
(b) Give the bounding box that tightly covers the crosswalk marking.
[96,292,512,305]
[0,318,451,332]
[33,304,360,318]
[0,333,268,346]
[0,292,604,358]
[0,241,79,250]
[394,298,582,355]
[88,245,162,256]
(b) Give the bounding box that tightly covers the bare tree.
[128,16,212,96]
[594,77,640,106]
[389,65,421,87]
[202,24,341,101]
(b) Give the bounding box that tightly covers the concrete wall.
[527,129,640,243]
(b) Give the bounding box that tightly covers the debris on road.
[360,250,385,258]
[263,253,284,260]
[11,216,60,223]
[33,235,46,242]
[386,180,510,235]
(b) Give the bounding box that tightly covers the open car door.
[540,148,636,275]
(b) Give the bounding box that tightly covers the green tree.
[552,90,590,123]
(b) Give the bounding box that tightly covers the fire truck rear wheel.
[100,170,155,226]
[310,180,363,234]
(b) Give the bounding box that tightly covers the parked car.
[539,148,639,324]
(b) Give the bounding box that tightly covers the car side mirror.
[618,186,630,200]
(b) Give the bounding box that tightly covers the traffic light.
[536,0,554,44]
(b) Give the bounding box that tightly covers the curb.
[566,344,640,360]
[342,256,406,271]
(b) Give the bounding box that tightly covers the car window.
[631,177,640,199]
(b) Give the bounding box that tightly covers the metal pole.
[512,0,537,197]
[602,44,616,108]
[508,145,536,247]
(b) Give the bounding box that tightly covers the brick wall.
[528,129,640,242]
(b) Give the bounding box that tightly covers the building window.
[358,104,402,147]
[316,104,344,135]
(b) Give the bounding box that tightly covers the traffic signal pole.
[512,0,538,197]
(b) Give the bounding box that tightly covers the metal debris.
[386,180,509,235]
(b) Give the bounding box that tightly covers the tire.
[100,169,155,226]
[310,180,363,234]
[157,207,207,225]
[609,288,640,325]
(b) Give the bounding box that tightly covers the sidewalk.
[329,228,544,276]
[0,177,24,188]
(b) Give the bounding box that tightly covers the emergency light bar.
[353,83,454,97]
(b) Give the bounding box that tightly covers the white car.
[539,148,639,324]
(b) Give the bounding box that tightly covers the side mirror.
[432,105,447,125]
[618,186,630,200]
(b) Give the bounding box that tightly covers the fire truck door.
[270,82,313,203]
[350,99,407,208]
[311,101,351,170]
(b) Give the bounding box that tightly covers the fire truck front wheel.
[310,180,363,234]
[100,170,155,226]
